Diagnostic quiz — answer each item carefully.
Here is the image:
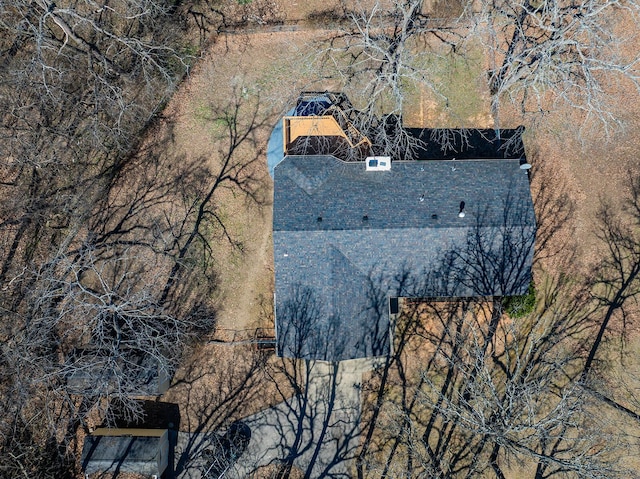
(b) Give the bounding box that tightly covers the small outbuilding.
[81,428,169,479]
[65,347,171,396]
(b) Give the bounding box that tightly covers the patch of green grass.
[181,43,200,58]
[193,103,230,135]
[167,43,201,77]
[437,51,486,121]
[404,45,488,125]
[194,103,212,120]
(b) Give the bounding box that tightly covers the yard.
[2,1,637,477]
[133,3,640,476]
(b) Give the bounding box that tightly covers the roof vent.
[365,156,391,171]
[458,201,466,218]
[519,158,532,170]
[363,215,369,221]
[317,216,323,222]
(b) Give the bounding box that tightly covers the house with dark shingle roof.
[271,93,536,362]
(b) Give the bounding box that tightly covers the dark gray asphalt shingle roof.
[273,155,536,361]
[274,156,533,231]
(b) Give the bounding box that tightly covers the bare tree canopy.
[0,1,274,473]
[317,0,640,141]
[477,0,640,131]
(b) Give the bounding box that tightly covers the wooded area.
[1,0,639,477]
[0,1,244,475]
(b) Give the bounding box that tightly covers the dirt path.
[212,202,274,337]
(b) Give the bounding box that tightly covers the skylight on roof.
[366,156,391,171]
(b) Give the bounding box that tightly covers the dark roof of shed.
[81,434,166,476]
[65,348,169,396]
[273,155,535,362]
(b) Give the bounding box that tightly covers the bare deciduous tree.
[355,275,620,478]
[0,73,269,475]
[311,0,467,157]
[475,0,640,132]
[315,0,640,140]
[352,188,626,477]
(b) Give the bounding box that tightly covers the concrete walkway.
[236,360,366,477]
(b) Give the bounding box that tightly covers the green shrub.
[503,282,536,318]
